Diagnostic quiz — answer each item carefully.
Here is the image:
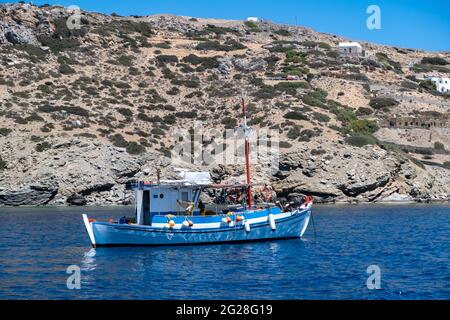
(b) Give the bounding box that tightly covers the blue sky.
[3,0,450,51]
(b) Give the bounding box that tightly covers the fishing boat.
[82,99,312,247]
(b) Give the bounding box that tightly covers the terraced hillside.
[0,3,449,205]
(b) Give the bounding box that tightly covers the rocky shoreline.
[0,4,448,206]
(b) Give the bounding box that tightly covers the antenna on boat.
[241,97,253,209]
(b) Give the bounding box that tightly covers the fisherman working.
[198,200,206,216]
[184,202,195,215]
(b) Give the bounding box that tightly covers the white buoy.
[244,221,250,233]
[268,214,276,230]
[221,217,228,224]
[182,220,190,228]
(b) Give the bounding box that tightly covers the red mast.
[242,97,253,208]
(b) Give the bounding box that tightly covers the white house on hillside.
[426,76,450,93]
[246,17,259,22]
[338,42,363,56]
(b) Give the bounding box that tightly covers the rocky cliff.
[0,3,448,206]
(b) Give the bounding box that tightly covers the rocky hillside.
[0,3,449,206]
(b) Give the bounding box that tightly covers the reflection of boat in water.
[82,99,312,247]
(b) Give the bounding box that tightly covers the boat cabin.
[128,181,205,225]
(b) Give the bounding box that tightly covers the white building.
[246,17,259,22]
[427,76,450,93]
[338,42,363,56]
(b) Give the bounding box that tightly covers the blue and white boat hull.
[82,207,311,247]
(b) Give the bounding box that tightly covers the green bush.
[38,36,80,53]
[171,78,200,88]
[57,55,78,65]
[163,114,177,125]
[38,105,89,117]
[279,141,292,148]
[412,63,450,73]
[138,113,163,123]
[221,117,238,129]
[35,141,51,152]
[196,40,246,51]
[185,91,203,99]
[342,73,369,82]
[109,55,135,66]
[0,155,6,170]
[443,161,450,169]
[356,107,373,116]
[283,111,308,121]
[401,80,419,90]
[302,90,328,107]
[26,112,44,122]
[421,57,448,65]
[156,55,179,65]
[59,64,76,75]
[182,54,220,70]
[375,52,402,73]
[204,24,238,35]
[166,87,180,95]
[36,17,86,52]
[91,20,152,37]
[244,21,258,29]
[369,97,399,110]
[274,81,309,95]
[14,44,48,62]
[298,129,319,142]
[284,50,307,64]
[117,108,133,117]
[0,128,12,136]
[345,133,377,147]
[126,142,146,155]
[434,141,445,151]
[311,149,327,156]
[326,101,357,124]
[313,112,330,123]
[12,91,30,99]
[274,29,291,37]
[175,111,197,119]
[109,133,128,148]
[151,128,165,136]
[419,79,437,91]
[348,119,379,134]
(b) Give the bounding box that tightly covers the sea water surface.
[0,204,449,300]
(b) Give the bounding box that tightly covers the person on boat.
[227,188,242,204]
[183,202,195,215]
[262,184,273,203]
[198,200,206,216]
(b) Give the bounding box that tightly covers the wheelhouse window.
[181,191,189,202]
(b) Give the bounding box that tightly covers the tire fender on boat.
[268,214,276,231]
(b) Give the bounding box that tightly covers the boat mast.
[242,97,253,208]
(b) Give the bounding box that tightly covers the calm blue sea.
[0,204,449,300]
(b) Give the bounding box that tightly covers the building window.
[181,191,189,202]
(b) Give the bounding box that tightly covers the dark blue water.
[0,204,449,300]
